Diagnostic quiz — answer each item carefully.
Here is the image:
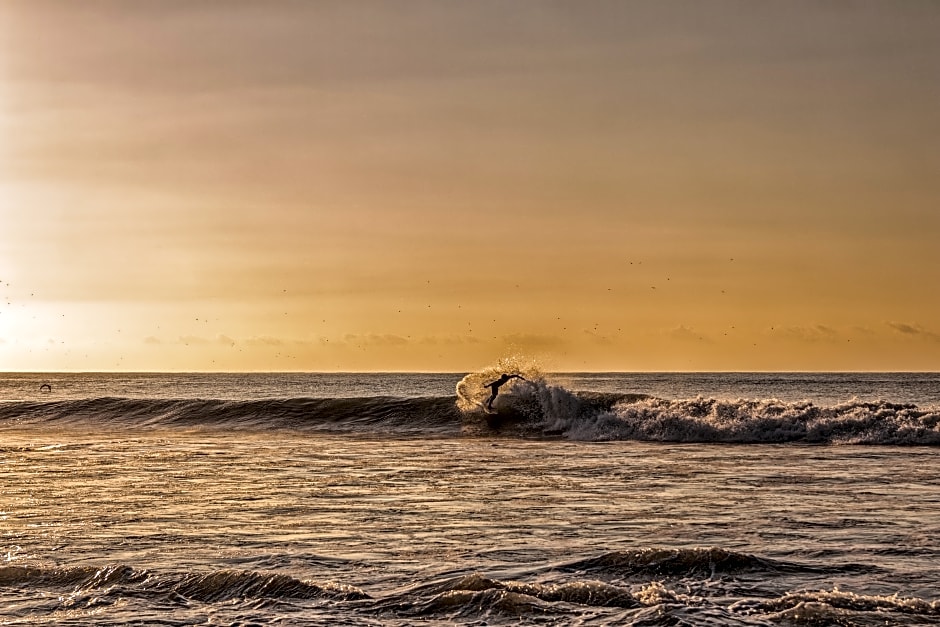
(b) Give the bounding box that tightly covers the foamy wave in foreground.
[733,588,940,622]
[377,573,940,624]
[0,564,367,603]
[4,552,936,625]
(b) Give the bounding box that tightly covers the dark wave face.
[560,547,828,577]
[0,564,368,603]
[0,396,465,435]
[1,382,940,444]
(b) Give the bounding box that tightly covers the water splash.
[455,356,546,412]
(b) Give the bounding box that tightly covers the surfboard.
[480,403,526,429]
[476,403,499,427]
[484,413,502,429]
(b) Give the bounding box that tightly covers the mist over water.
[2,371,940,624]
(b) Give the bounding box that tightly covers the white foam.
[459,369,940,444]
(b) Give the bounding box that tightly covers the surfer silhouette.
[483,374,526,411]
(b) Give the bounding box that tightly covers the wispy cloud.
[342,333,409,347]
[244,336,286,347]
[887,322,940,342]
[502,333,566,349]
[772,325,839,342]
[666,325,711,342]
[144,334,238,346]
[419,334,483,346]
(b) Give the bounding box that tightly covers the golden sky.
[2,1,939,371]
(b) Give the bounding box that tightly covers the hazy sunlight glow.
[2,2,939,371]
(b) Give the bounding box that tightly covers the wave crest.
[0,396,462,435]
[579,396,940,444]
[0,564,368,602]
[457,374,940,444]
[561,547,803,578]
[3,380,939,444]
[732,587,940,619]
[374,572,640,617]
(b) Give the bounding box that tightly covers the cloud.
[144,334,239,346]
[887,322,940,342]
[666,325,711,342]
[245,336,285,347]
[501,333,566,350]
[773,324,839,342]
[419,334,483,346]
[343,333,409,347]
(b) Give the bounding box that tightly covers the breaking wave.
[732,588,940,621]
[554,394,940,445]
[0,564,368,603]
[1,373,938,444]
[455,371,940,444]
[3,552,937,625]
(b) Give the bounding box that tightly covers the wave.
[0,396,464,435]
[0,564,368,603]
[371,565,938,624]
[731,588,940,620]
[565,395,940,445]
[2,377,939,444]
[557,547,870,578]
[371,573,640,618]
[459,374,940,444]
[4,556,938,624]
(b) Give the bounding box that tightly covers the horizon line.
[3,370,939,375]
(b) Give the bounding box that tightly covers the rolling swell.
[2,389,939,444]
[371,573,640,617]
[558,547,873,578]
[6,559,936,625]
[0,563,368,602]
[0,396,463,434]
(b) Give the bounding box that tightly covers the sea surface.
[1,370,939,625]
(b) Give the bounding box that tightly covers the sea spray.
[455,356,547,412]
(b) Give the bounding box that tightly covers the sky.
[1,1,939,372]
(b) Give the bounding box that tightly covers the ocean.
[1,369,939,625]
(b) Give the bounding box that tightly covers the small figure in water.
[483,373,526,411]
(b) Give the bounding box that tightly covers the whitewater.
[2,370,939,625]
